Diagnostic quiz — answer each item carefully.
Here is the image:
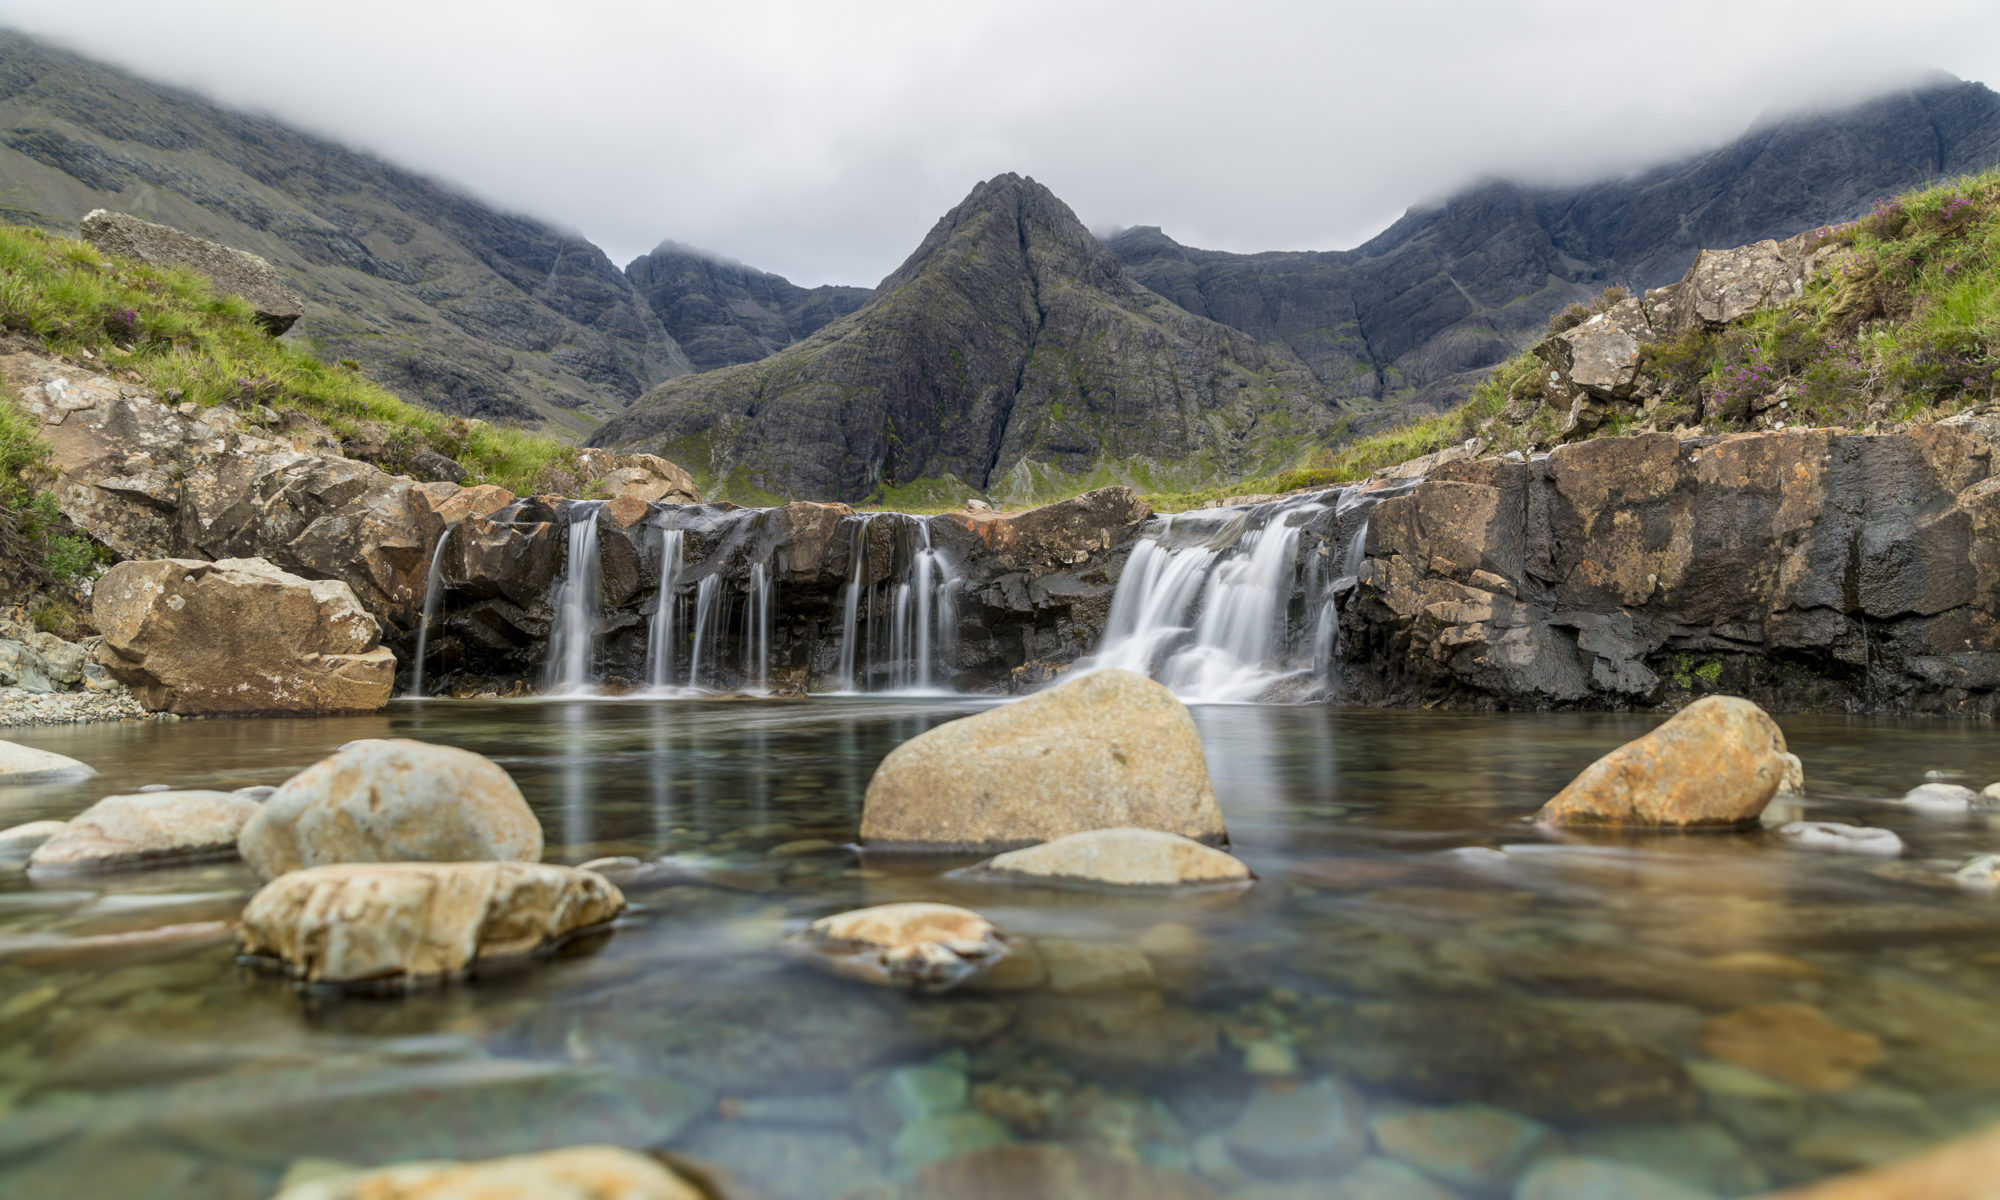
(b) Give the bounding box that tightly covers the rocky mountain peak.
[877,173,1127,300]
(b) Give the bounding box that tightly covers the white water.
[831,514,960,693]
[543,502,605,694]
[406,526,453,698]
[644,528,685,688]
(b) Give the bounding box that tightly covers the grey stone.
[1224,1078,1369,1176]
[1776,821,1904,857]
[80,209,305,335]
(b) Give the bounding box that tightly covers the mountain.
[0,30,691,435]
[1111,75,2000,430]
[593,174,1335,504]
[624,242,871,372]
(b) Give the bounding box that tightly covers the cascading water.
[747,561,773,692]
[407,525,453,699]
[544,501,606,694]
[644,527,685,689]
[832,513,960,693]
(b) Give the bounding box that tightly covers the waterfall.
[645,527,685,689]
[544,502,606,694]
[687,574,723,688]
[835,515,874,692]
[747,560,773,692]
[832,514,960,693]
[407,525,453,699]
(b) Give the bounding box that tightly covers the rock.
[1695,1003,1885,1092]
[1664,234,1818,333]
[407,449,467,485]
[79,209,304,335]
[965,827,1250,888]
[1779,752,1807,795]
[781,902,1011,993]
[1756,1117,2000,1199]
[932,487,1153,572]
[1223,1078,1370,1176]
[238,861,625,985]
[1775,822,1904,856]
[893,1111,1016,1172]
[573,448,702,504]
[0,740,92,783]
[1568,1123,1769,1196]
[93,557,395,715]
[1537,297,1653,434]
[1038,938,1156,993]
[1329,1158,1464,1200]
[905,1144,1223,1200]
[0,818,67,858]
[25,790,259,872]
[1986,782,2000,802]
[1952,854,2000,891]
[1513,1157,1720,1200]
[861,668,1223,849]
[1893,783,1979,812]
[1016,991,1221,1076]
[1369,1103,1551,1192]
[1536,696,1790,828]
[239,738,543,880]
[268,1145,702,1199]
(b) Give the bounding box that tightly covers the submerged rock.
[861,669,1223,849]
[1695,1003,1884,1093]
[0,740,92,783]
[1537,696,1790,828]
[0,818,67,858]
[782,902,1011,993]
[1368,1103,1551,1192]
[1514,1157,1720,1200]
[906,1143,1222,1200]
[1892,782,1980,812]
[26,790,260,872]
[1774,822,1904,857]
[93,557,395,715]
[239,738,543,880]
[268,1145,702,1199]
[965,827,1251,888]
[1755,1117,2000,1198]
[238,861,624,985]
[1224,1078,1370,1176]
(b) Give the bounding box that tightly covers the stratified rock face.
[1112,77,2000,425]
[860,668,1223,849]
[239,738,543,880]
[625,240,872,371]
[1342,417,2000,715]
[969,828,1251,888]
[27,790,260,871]
[79,209,303,334]
[595,174,1336,504]
[92,557,395,716]
[782,902,1012,993]
[0,739,92,783]
[0,31,689,431]
[1536,696,1790,828]
[238,861,624,985]
[271,1146,704,1200]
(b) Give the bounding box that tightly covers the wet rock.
[931,486,1152,572]
[1017,991,1221,1076]
[1329,1158,1464,1200]
[861,668,1223,849]
[0,818,66,859]
[26,790,259,872]
[906,1144,1222,1200]
[238,861,625,985]
[1039,938,1156,993]
[239,738,543,880]
[860,1062,971,1137]
[965,827,1251,888]
[80,209,304,335]
[781,902,1011,993]
[1300,1000,1697,1124]
[1224,1078,1370,1176]
[93,557,395,715]
[0,739,93,783]
[1952,854,2000,891]
[893,1110,1015,1172]
[1695,1003,1885,1092]
[1892,783,1979,812]
[268,1145,703,1199]
[677,1123,884,1199]
[1775,822,1904,857]
[1537,696,1790,828]
[1756,1117,2000,1198]
[1514,1157,1720,1200]
[1369,1103,1551,1191]
[1568,1123,1769,1196]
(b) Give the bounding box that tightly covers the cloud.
[3,0,1997,285]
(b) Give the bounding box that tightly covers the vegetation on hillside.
[0,224,580,495]
[0,392,93,592]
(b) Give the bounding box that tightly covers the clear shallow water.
[2,701,1999,1198]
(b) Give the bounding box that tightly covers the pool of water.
[2,700,1999,1198]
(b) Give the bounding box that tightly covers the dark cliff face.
[594,174,1337,505]
[624,243,871,372]
[0,32,691,432]
[1112,77,2000,432]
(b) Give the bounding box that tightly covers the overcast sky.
[4,1,1999,286]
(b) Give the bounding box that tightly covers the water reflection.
[1,702,1999,1199]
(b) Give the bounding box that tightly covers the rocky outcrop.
[239,739,543,880]
[965,828,1251,888]
[238,861,624,985]
[26,789,260,872]
[572,449,702,504]
[594,174,1336,504]
[782,902,1013,993]
[1341,417,2000,715]
[625,239,871,371]
[79,209,303,334]
[1536,696,1790,828]
[92,557,395,715]
[271,1146,704,1200]
[860,668,1223,849]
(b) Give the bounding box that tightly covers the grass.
[0,386,96,589]
[0,224,578,494]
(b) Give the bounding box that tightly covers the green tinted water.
[2,700,1999,1199]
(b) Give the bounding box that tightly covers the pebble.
[0,684,154,727]
[1242,1039,1299,1077]
[1775,821,1904,856]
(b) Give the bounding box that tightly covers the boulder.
[574,448,702,504]
[239,738,543,880]
[781,902,1011,993]
[1775,822,1904,857]
[1536,696,1789,828]
[1536,297,1653,436]
[238,861,625,985]
[1662,232,1818,335]
[92,557,395,715]
[860,668,1223,849]
[271,1146,702,1200]
[965,827,1250,888]
[0,739,93,783]
[79,210,304,335]
[0,818,68,858]
[27,790,260,872]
